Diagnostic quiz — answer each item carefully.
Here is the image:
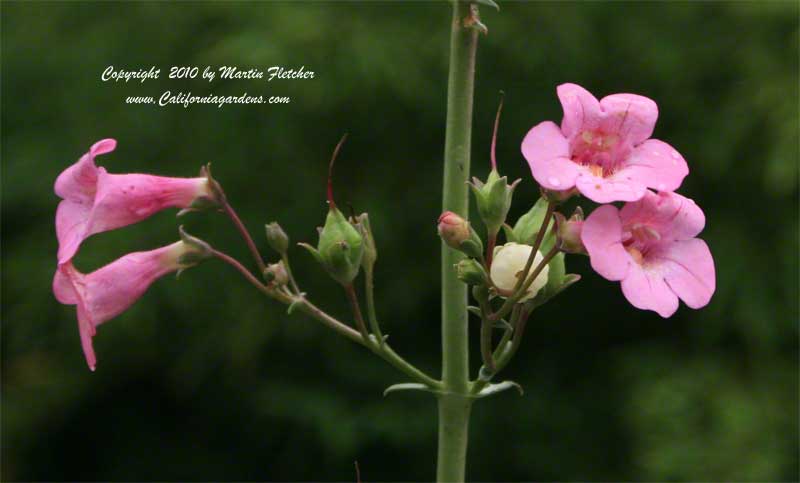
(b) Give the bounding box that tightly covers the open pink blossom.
[522,83,689,203]
[55,139,215,264]
[581,191,715,318]
[53,241,194,371]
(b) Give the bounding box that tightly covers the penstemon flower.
[521,83,689,203]
[52,233,211,371]
[581,190,715,317]
[55,139,219,264]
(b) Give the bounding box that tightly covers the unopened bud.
[265,222,289,255]
[469,170,519,237]
[263,261,289,286]
[299,206,364,286]
[438,211,470,247]
[554,207,586,254]
[455,258,487,286]
[438,211,484,259]
[490,242,549,302]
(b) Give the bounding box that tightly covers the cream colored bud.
[490,242,549,302]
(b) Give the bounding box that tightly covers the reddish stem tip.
[490,91,505,171]
[327,133,349,209]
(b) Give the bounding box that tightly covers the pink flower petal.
[620,191,705,241]
[53,264,79,304]
[53,140,212,264]
[575,172,647,203]
[658,239,716,309]
[53,244,185,370]
[581,204,631,281]
[78,304,97,371]
[599,94,658,146]
[54,140,116,202]
[89,172,206,234]
[55,200,91,265]
[557,83,601,139]
[521,121,581,190]
[615,139,688,193]
[620,264,679,318]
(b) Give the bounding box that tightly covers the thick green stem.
[439,2,479,482]
[436,394,473,483]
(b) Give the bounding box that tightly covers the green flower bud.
[263,260,289,286]
[455,258,488,286]
[265,222,289,255]
[469,169,520,236]
[299,206,364,286]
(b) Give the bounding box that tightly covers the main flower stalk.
[439,1,479,481]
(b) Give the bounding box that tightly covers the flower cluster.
[53,139,217,370]
[522,83,715,317]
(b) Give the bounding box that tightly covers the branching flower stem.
[211,248,441,389]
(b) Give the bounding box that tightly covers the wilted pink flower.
[522,83,689,203]
[55,139,216,264]
[53,241,199,370]
[581,191,715,318]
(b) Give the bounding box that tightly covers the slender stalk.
[478,297,495,371]
[485,234,496,268]
[439,2,479,482]
[222,201,267,274]
[345,284,371,344]
[212,249,361,342]
[364,267,386,347]
[281,254,301,294]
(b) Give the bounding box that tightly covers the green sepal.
[512,197,555,247]
[298,242,324,265]
[383,383,436,397]
[501,223,516,243]
[458,225,484,259]
[176,225,213,268]
[351,213,377,271]
[455,258,487,286]
[467,306,483,318]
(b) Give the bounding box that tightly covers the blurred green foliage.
[2,1,798,481]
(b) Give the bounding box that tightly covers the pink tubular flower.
[522,83,689,203]
[52,240,204,370]
[581,191,715,318]
[55,139,216,264]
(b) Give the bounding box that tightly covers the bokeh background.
[2,1,798,481]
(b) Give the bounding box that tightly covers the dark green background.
[2,1,798,481]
